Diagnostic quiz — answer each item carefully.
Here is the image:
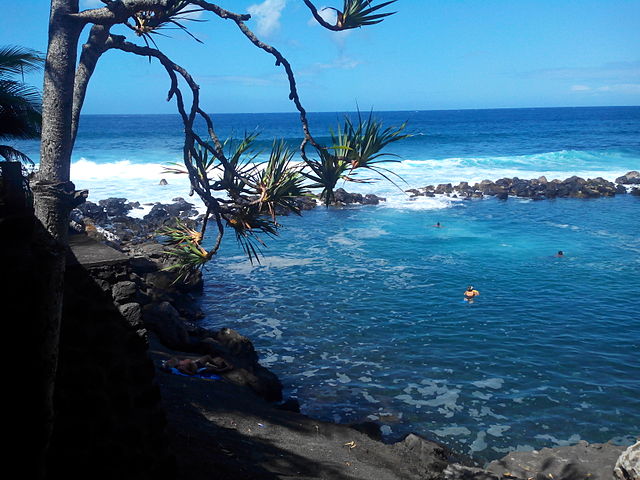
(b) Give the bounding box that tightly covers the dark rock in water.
[99,197,131,217]
[332,188,385,206]
[631,187,640,196]
[144,204,170,222]
[364,193,384,204]
[487,440,627,480]
[615,171,640,185]
[213,327,259,363]
[435,183,453,194]
[614,441,639,480]
[418,173,636,201]
[159,178,168,185]
[77,201,107,222]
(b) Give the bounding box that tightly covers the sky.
[1,0,639,114]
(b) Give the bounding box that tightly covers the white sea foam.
[66,150,635,213]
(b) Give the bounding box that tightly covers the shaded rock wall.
[46,257,175,480]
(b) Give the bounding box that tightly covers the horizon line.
[79,105,640,116]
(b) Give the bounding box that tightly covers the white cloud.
[570,83,640,94]
[248,0,287,37]
[570,85,591,92]
[315,55,361,70]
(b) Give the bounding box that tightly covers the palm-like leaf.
[158,220,210,283]
[337,0,397,29]
[129,0,205,50]
[302,112,408,204]
[0,45,43,76]
[302,146,349,205]
[253,140,308,217]
[226,206,279,264]
[0,45,43,164]
[338,111,409,188]
[219,133,260,197]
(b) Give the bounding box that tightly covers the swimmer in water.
[464,286,480,302]
[432,222,443,228]
[555,250,564,257]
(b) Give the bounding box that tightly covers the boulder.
[487,440,627,480]
[615,441,640,480]
[142,301,190,350]
[363,193,384,205]
[98,197,131,217]
[111,280,138,304]
[615,171,640,185]
[435,183,453,194]
[118,302,143,328]
[213,327,259,363]
[392,433,449,478]
[76,201,107,223]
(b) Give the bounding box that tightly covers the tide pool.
[201,195,639,460]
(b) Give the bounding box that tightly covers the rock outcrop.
[487,440,629,480]
[614,441,640,480]
[410,172,639,201]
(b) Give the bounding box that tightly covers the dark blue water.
[16,106,640,459]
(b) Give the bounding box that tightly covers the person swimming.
[432,222,443,228]
[464,285,479,302]
[555,250,564,257]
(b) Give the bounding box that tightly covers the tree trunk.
[32,1,81,477]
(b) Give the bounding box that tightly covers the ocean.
[18,106,640,460]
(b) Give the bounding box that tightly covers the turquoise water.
[202,194,639,459]
[16,106,640,459]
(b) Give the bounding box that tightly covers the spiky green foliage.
[0,45,43,164]
[303,112,409,205]
[157,220,209,283]
[220,133,260,198]
[337,0,397,29]
[129,0,205,50]
[338,111,408,186]
[303,146,349,206]
[254,140,307,217]
[226,206,279,264]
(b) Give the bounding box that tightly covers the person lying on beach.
[164,355,233,375]
[464,286,480,302]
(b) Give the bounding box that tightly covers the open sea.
[18,106,640,460]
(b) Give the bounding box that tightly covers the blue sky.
[1,0,639,113]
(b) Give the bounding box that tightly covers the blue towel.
[163,363,221,380]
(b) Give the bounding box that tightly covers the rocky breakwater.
[407,171,640,201]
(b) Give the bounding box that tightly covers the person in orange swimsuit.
[463,286,480,302]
